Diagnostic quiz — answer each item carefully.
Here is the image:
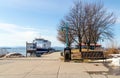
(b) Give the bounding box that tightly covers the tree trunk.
[94,42,96,50]
[79,42,82,52]
[78,36,82,52]
[87,42,90,52]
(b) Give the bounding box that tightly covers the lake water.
[6,47,26,56]
[6,47,64,56]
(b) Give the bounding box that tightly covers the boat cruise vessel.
[26,38,51,57]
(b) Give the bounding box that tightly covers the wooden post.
[26,42,27,57]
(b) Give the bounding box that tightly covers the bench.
[81,51,106,62]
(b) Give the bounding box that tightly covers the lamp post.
[61,23,69,47]
[61,23,71,61]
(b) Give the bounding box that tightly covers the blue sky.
[0,0,120,47]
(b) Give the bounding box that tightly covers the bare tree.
[65,1,86,52]
[57,0,116,52]
[83,2,116,50]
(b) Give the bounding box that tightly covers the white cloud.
[0,23,63,47]
[0,23,39,47]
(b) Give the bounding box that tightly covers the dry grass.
[107,48,119,54]
[71,49,81,59]
[105,48,120,58]
[71,49,97,53]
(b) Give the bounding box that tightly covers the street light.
[61,23,69,47]
[61,23,71,61]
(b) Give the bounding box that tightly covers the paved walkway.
[0,52,120,78]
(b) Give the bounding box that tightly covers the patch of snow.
[109,54,120,58]
[111,57,120,66]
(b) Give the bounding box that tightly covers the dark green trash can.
[64,47,71,62]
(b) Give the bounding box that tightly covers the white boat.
[26,38,51,56]
[33,38,51,53]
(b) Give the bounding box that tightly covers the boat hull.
[36,48,49,54]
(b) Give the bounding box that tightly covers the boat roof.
[34,38,50,42]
